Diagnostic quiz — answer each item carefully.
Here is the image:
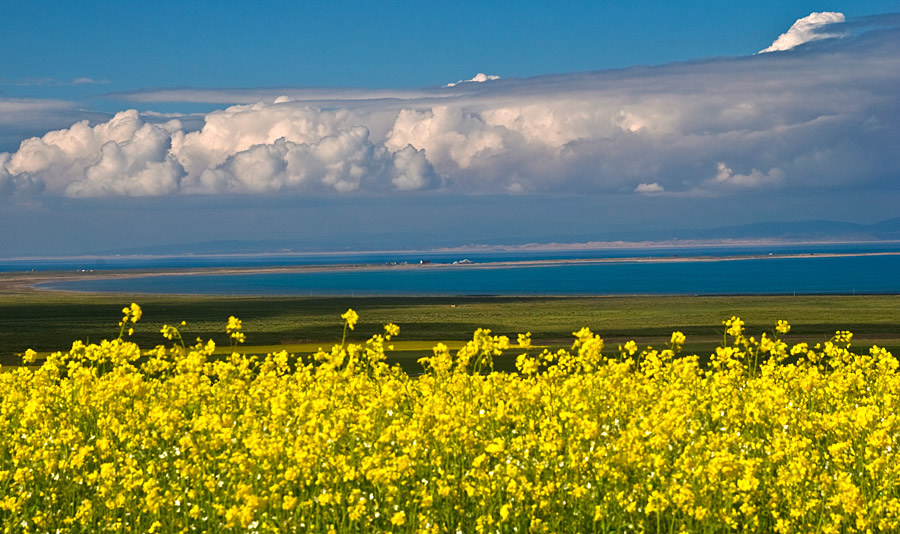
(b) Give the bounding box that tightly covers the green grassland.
[2,291,899,371]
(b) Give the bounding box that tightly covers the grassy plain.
[2,288,899,371]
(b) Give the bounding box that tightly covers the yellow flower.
[342,309,359,330]
[226,316,246,344]
[7,305,899,534]
[724,316,744,338]
[517,332,532,348]
[390,510,407,525]
[485,438,505,454]
[776,320,791,335]
[160,324,178,340]
[118,302,143,337]
[384,323,400,337]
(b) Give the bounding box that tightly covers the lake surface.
[34,250,900,296]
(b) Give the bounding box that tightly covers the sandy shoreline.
[2,250,899,295]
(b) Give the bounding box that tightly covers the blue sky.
[1,2,899,256]
[3,1,896,96]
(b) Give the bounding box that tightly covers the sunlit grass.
[3,293,900,363]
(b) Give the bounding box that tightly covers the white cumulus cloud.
[445,73,501,87]
[711,162,784,189]
[635,182,664,194]
[759,12,846,53]
[71,77,109,85]
[4,110,186,197]
[0,103,439,197]
[0,14,897,199]
[390,144,439,191]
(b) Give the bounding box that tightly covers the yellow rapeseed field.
[2,304,899,533]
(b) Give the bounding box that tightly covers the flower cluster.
[226,315,246,345]
[117,302,142,338]
[2,312,899,534]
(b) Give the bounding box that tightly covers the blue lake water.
[34,252,900,296]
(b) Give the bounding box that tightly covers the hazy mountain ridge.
[87,217,900,257]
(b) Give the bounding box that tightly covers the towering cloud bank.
[1,106,437,196]
[1,13,897,199]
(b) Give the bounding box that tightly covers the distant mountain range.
[606,217,900,243]
[91,217,900,257]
